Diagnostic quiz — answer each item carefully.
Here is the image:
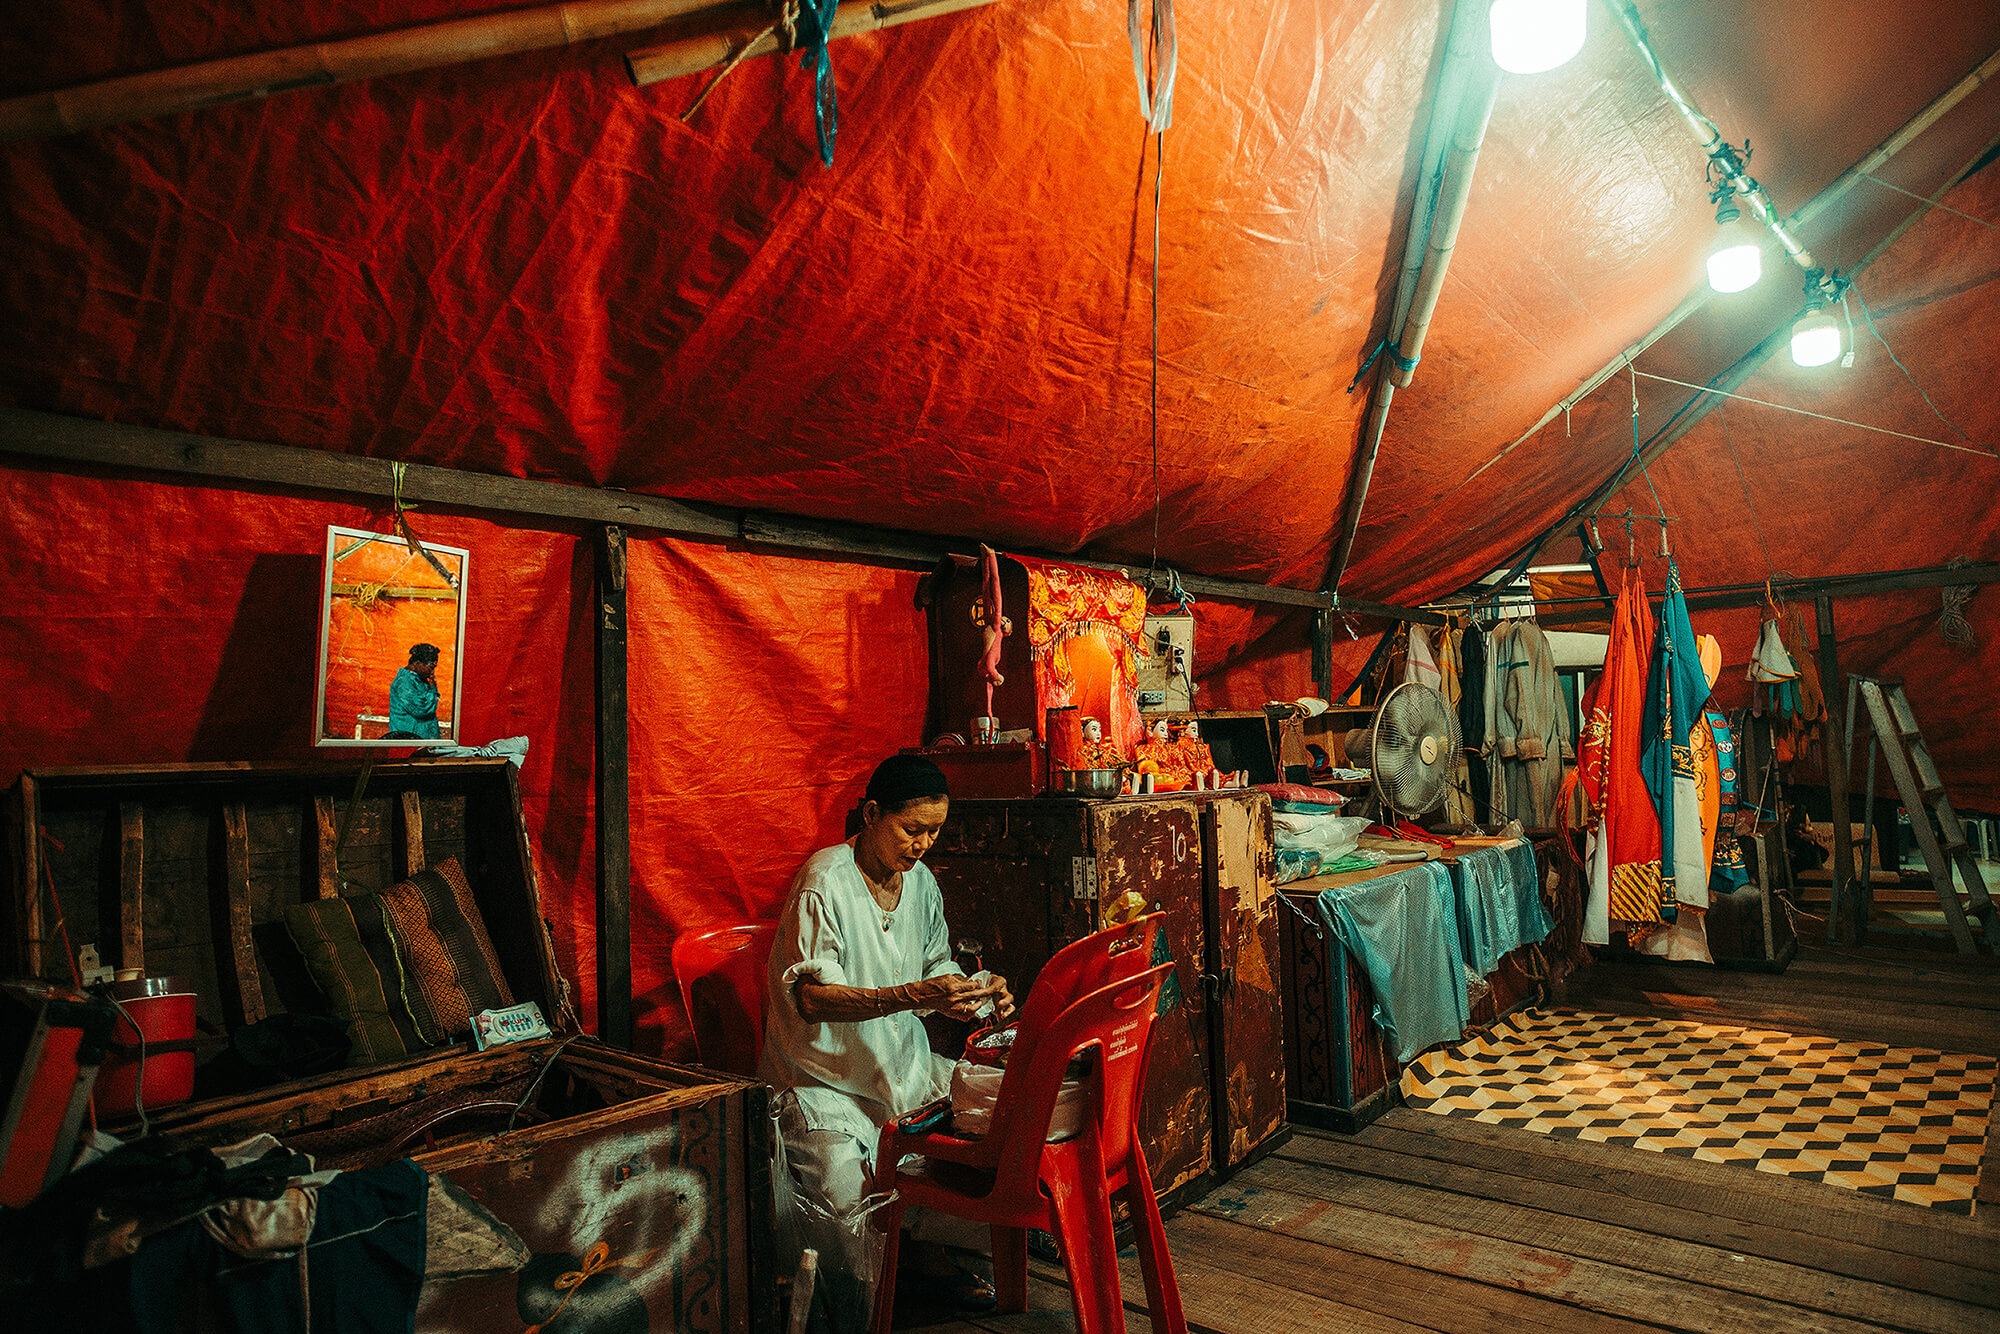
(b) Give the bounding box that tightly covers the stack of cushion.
[282,857,516,1067]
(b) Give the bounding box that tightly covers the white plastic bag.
[949,1058,1089,1142]
[1270,812,1371,861]
[770,1091,894,1334]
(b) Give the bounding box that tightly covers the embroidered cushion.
[377,856,514,1040]
[282,895,444,1066]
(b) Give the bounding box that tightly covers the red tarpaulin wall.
[0,458,1300,1055]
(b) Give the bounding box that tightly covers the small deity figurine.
[1175,717,1215,777]
[1133,716,1180,787]
[1077,716,1123,769]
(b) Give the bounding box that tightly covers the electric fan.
[1343,682,1461,820]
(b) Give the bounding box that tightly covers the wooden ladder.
[1843,676,1999,954]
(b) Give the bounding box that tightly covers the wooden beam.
[595,525,634,1049]
[625,0,1000,87]
[1,408,1444,622]
[1530,562,2000,627]
[217,802,269,1024]
[0,0,727,141]
[312,796,342,899]
[0,406,737,537]
[399,790,427,879]
[17,775,43,976]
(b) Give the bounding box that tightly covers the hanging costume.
[1708,705,1751,893]
[1577,571,1662,944]
[1456,623,1491,823]
[1636,561,1715,963]
[1494,618,1570,828]
[1435,624,1473,826]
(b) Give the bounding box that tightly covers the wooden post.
[1311,611,1334,702]
[398,790,427,879]
[595,525,634,1048]
[219,803,270,1024]
[117,802,146,973]
[1816,595,1853,945]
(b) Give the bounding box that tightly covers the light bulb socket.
[1712,195,1741,226]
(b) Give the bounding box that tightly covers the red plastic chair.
[1009,913,1164,1041]
[869,946,1187,1334]
[671,921,778,1077]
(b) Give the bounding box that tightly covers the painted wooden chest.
[5,760,774,1334]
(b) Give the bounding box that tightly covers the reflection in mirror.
[314,526,469,747]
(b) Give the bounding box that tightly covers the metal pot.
[1053,767,1122,798]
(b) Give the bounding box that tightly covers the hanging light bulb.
[1490,0,1587,74]
[1790,307,1842,367]
[1705,194,1762,293]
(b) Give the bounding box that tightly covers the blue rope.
[799,0,839,166]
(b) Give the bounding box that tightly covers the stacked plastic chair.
[671,921,779,1077]
[869,915,1188,1334]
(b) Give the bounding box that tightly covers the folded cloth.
[1273,812,1371,861]
[1317,863,1470,1061]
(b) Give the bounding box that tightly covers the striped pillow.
[282,895,445,1067]
[378,857,515,1040]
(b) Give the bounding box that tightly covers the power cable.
[1851,288,1989,454]
[1630,370,1999,459]
[1717,407,1779,582]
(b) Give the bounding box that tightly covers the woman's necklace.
[863,863,903,932]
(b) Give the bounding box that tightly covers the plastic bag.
[948,1058,1089,1141]
[1271,812,1371,861]
[770,1091,894,1334]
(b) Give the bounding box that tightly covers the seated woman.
[762,754,1015,1320]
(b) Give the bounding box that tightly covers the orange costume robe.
[1577,572,1663,942]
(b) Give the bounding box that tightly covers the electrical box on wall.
[1137,614,1196,712]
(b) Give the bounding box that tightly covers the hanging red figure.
[976,543,1012,722]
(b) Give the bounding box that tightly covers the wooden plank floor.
[935,945,2000,1333]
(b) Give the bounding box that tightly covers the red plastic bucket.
[96,977,198,1117]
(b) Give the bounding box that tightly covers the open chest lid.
[7,759,580,1123]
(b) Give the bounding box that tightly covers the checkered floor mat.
[1400,1008,1996,1213]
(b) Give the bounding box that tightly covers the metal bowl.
[1053,767,1123,798]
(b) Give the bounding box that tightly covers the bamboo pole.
[0,0,725,141]
[625,0,999,87]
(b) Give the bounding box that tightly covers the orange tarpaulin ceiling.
[4,1,2000,1044]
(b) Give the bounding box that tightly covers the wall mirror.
[314,525,468,747]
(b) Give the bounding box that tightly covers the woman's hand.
[924,972,1015,1023]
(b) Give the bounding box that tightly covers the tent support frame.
[0,406,1442,625]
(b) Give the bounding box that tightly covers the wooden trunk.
[5,761,774,1334]
[1278,887,1396,1132]
[926,791,1286,1204]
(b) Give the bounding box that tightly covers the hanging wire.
[1148,124,1165,575]
[1717,407,1779,582]
[1850,288,1990,454]
[1630,369,1999,459]
[1859,172,2000,233]
[1624,359,1671,523]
